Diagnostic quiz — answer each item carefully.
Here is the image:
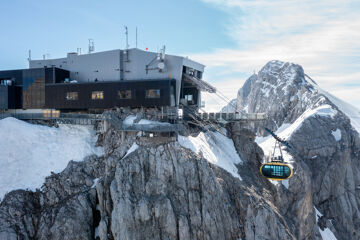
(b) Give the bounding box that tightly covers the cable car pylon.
[260,128,293,181]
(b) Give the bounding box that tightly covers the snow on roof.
[123,115,172,126]
[178,130,242,180]
[0,117,103,200]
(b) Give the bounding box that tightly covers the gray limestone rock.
[1,60,358,240]
[236,60,360,240]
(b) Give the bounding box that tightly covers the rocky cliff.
[0,120,300,240]
[1,60,359,240]
[233,60,360,240]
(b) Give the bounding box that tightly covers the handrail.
[0,112,102,120]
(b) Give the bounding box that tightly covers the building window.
[66,92,78,100]
[118,90,132,99]
[185,94,194,105]
[145,89,160,99]
[185,94,193,101]
[92,91,104,100]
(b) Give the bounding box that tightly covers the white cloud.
[191,0,360,110]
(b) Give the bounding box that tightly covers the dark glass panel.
[261,164,292,179]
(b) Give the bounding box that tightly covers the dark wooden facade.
[1,67,178,110]
[45,79,176,109]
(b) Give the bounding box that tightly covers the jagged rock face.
[236,60,360,239]
[0,123,299,240]
[0,155,104,240]
[289,113,360,240]
[96,131,295,240]
[228,123,321,240]
[2,59,359,240]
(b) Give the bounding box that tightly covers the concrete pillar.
[121,131,125,142]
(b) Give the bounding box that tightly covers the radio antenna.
[136,26,138,48]
[88,39,95,54]
[27,50,31,61]
[124,26,129,49]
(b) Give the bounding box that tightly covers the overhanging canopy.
[182,73,216,93]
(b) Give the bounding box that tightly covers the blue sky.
[1,0,360,110]
[0,0,234,68]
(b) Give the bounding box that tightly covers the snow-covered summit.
[235,60,360,135]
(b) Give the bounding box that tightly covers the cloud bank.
[190,0,360,111]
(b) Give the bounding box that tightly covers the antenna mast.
[88,39,95,54]
[124,26,129,49]
[27,50,31,61]
[136,26,138,48]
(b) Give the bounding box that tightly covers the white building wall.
[29,48,205,105]
[69,50,121,82]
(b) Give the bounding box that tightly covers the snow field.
[306,75,360,134]
[0,117,104,199]
[178,130,242,180]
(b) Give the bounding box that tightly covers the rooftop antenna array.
[88,39,95,54]
[158,45,166,61]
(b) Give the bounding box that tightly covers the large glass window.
[145,89,160,99]
[118,90,132,99]
[91,91,104,100]
[66,92,78,100]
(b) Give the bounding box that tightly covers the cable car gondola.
[260,162,293,180]
[260,128,293,181]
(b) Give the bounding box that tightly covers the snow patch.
[91,178,100,188]
[0,117,103,200]
[123,115,137,125]
[256,105,337,173]
[122,142,139,159]
[282,179,289,189]
[178,131,242,180]
[314,207,337,240]
[307,77,360,133]
[331,129,341,141]
[123,115,171,126]
[137,119,171,126]
[257,104,337,153]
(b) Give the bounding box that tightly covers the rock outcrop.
[0,123,297,239]
[236,60,360,240]
[1,60,359,240]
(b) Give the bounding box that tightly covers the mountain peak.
[258,60,310,87]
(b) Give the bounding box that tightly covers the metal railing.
[196,112,267,121]
[0,112,103,125]
[103,111,181,132]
